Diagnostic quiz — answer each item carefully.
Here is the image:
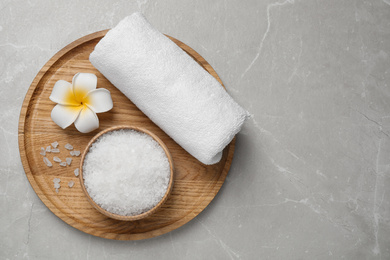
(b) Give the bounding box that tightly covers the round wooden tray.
[18,30,235,240]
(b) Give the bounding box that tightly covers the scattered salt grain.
[53,178,60,192]
[40,147,46,156]
[65,143,73,150]
[74,168,79,177]
[59,162,67,167]
[51,148,60,153]
[83,129,170,216]
[70,150,80,156]
[66,157,72,166]
[51,141,59,148]
[46,146,51,153]
[68,181,74,188]
[53,156,61,163]
[43,157,52,167]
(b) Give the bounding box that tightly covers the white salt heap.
[83,129,170,216]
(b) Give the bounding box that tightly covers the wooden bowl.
[79,125,174,221]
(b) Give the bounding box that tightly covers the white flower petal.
[84,89,113,113]
[51,104,83,129]
[72,73,97,102]
[74,107,99,133]
[49,80,79,106]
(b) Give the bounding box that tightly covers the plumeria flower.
[49,73,113,133]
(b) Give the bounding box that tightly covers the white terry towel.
[90,13,248,165]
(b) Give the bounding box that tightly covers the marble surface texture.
[1,0,390,259]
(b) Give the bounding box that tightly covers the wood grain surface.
[18,30,235,240]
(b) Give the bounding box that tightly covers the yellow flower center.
[73,85,89,104]
[63,85,91,107]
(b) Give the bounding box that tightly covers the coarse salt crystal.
[70,150,80,156]
[53,178,60,183]
[66,157,72,166]
[43,157,52,167]
[53,156,61,163]
[55,188,59,193]
[59,162,67,167]
[46,146,51,153]
[74,168,79,177]
[83,129,170,216]
[40,147,46,156]
[51,141,59,148]
[51,148,60,153]
[54,182,60,189]
[65,143,73,150]
[68,181,74,188]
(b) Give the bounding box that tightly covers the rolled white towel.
[90,13,248,165]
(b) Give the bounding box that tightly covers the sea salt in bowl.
[79,126,174,221]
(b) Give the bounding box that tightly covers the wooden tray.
[18,30,235,240]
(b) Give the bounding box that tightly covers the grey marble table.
[1,0,390,259]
